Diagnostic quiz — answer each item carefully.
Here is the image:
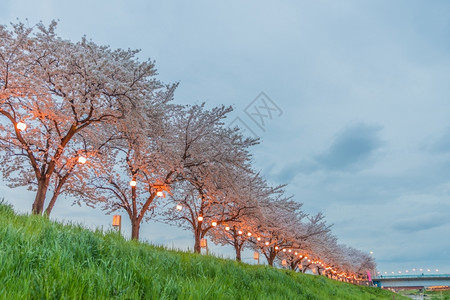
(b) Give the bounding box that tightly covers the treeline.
[0,21,375,281]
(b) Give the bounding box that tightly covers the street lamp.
[130,180,137,187]
[78,156,87,164]
[238,230,243,235]
[225,226,230,231]
[176,204,182,211]
[198,216,203,222]
[211,221,217,227]
[156,191,164,197]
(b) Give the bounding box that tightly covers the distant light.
[238,230,243,235]
[156,191,164,197]
[16,122,26,131]
[275,246,279,250]
[176,204,182,211]
[78,156,87,164]
[288,249,292,253]
[435,269,439,272]
[420,269,423,272]
[256,237,261,241]
[265,241,269,246]
[294,252,298,255]
[369,251,373,255]
[211,221,217,227]
[198,216,203,222]
[225,226,230,231]
[247,232,252,237]
[412,268,416,272]
[405,270,409,273]
[427,269,431,272]
[130,180,137,187]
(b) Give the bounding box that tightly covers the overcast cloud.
[1,0,449,274]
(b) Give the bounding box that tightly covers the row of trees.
[0,21,375,280]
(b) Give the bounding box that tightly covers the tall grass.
[0,203,406,299]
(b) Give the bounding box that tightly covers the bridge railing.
[373,274,450,280]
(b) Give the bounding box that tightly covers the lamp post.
[112,215,121,234]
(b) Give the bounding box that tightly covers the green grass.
[0,202,407,299]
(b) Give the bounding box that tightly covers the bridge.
[372,274,450,290]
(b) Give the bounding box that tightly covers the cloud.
[393,213,449,233]
[426,127,450,154]
[315,123,383,171]
[275,122,383,182]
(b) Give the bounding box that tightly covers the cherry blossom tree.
[206,173,278,261]
[157,104,258,253]
[0,21,167,215]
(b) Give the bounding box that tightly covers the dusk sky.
[1,0,449,274]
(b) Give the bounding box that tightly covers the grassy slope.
[0,203,406,300]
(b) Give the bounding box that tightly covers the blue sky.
[1,0,450,274]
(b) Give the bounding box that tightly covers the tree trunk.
[131,219,140,240]
[235,244,241,262]
[44,184,64,217]
[32,178,49,215]
[194,233,201,253]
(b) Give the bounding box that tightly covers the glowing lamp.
[211,221,217,227]
[282,249,286,252]
[238,230,243,235]
[294,252,298,255]
[176,204,182,211]
[130,180,137,187]
[225,226,230,231]
[275,246,279,250]
[156,191,164,197]
[265,242,269,246]
[112,215,121,227]
[256,237,261,241]
[16,122,26,131]
[198,216,203,222]
[247,232,252,237]
[288,249,292,253]
[78,156,87,164]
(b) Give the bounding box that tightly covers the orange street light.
[78,156,87,164]
[238,230,243,235]
[275,246,279,250]
[225,226,230,231]
[211,221,217,227]
[130,180,137,187]
[247,232,252,237]
[256,237,261,241]
[16,122,26,131]
[198,216,203,222]
[265,241,270,246]
[156,191,164,197]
